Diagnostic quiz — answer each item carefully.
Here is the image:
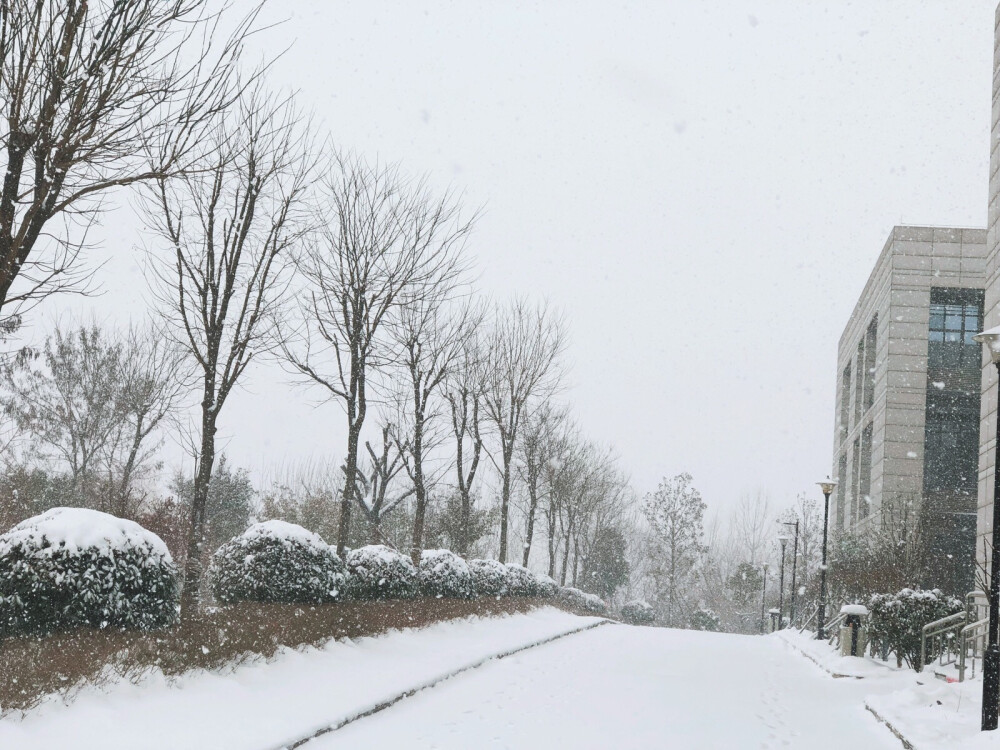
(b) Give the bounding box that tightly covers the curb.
[864,703,916,750]
[777,633,865,679]
[271,618,613,749]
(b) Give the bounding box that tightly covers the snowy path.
[308,625,903,750]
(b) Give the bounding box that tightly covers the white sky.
[53,1,999,514]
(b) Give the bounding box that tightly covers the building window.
[863,316,877,412]
[928,299,979,346]
[854,340,864,426]
[859,421,873,519]
[851,437,861,523]
[840,364,851,439]
[837,452,847,530]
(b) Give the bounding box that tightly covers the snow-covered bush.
[689,608,720,632]
[0,507,179,637]
[468,558,507,597]
[620,599,655,625]
[209,521,345,605]
[558,586,608,614]
[504,563,539,597]
[534,572,559,598]
[868,588,963,670]
[346,545,419,600]
[419,549,473,598]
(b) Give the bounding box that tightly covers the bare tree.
[642,473,707,627]
[517,403,566,567]
[352,422,413,545]
[481,298,565,563]
[0,0,256,327]
[393,299,478,564]
[731,489,774,566]
[3,323,124,496]
[104,324,188,516]
[445,328,486,556]
[1,320,184,516]
[145,89,313,614]
[281,155,469,555]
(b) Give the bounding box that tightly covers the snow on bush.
[419,549,473,598]
[209,520,345,605]
[534,572,559,598]
[346,545,419,600]
[689,607,720,632]
[620,599,655,625]
[558,586,608,614]
[0,507,178,637]
[504,563,539,597]
[868,588,964,670]
[468,558,508,597]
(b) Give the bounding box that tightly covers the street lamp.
[783,520,800,627]
[816,477,838,640]
[973,325,1000,731]
[760,562,769,634]
[777,535,789,630]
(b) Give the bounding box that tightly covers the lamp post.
[816,478,838,640]
[783,520,800,627]
[777,535,789,630]
[973,325,1000,731]
[760,562,769,634]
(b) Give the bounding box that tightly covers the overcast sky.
[56,1,1000,516]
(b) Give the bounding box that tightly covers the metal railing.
[920,611,965,671]
[826,611,848,647]
[958,616,990,681]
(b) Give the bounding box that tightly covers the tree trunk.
[498,442,513,563]
[338,422,360,556]
[522,476,539,567]
[410,398,427,566]
[181,386,217,618]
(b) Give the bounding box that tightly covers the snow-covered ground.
[8,612,988,749]
[311,625,900,750]
[0,608,603,750]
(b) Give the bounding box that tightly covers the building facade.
[833,226,986,594]
[977,5,1000,591]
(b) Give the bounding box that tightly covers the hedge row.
[0,510,608,638]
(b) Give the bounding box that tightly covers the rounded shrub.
[868,588,963,670]
[689,607,720,631]
[534,572,559,598]
[346,545,419,600]
[419,549,473,598]
[504,563,539,597]
[558,586,608,614]
[0,507,178,637]
[209,520,345,605]
[468,558,507,597]
[620,599,655,625]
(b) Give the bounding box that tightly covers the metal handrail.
[958,617,990,681]
[826,611,849,646]
[920,611,966,671]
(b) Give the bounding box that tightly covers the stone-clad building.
[833,226,986,593]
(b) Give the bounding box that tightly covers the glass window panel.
[965,331,977,345]
[929,331,944,342]
[945,331,961,343]
[946,314,962,330]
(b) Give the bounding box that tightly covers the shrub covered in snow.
[558,586,607,614]
[504,563,539,597]
[868,588,963,670]
[468,558,508,597]
[534,572,559,598]
[620,599,655,625]
[419,549,473,598]
[346,545,419,600]
[209,521,345,605]
[0,507,179,637]
[689,607,720,632]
